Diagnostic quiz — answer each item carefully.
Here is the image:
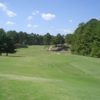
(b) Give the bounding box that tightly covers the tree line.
[0,28,65,56]
[66,18,100,58]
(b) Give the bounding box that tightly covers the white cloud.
[41,13,56,21]
[27,16,33,21]
[6,10,16,17]
[63,29,73,33]
[6,21,15,25]
[69,19,73,23]
[27,24,38,28]
[33,25,38,28]
[32,10,39,15]
[0,2,16,17]
[27,24,32,28]
[27,10,39,21]
[0,2,6,10]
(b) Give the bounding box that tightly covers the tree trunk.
[0,52,2,56]
[6,53,8,56]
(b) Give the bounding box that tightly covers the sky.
[0,0,100,35]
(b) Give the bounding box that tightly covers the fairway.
[0,46,100,100]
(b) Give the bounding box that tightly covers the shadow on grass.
[8,55,25,57]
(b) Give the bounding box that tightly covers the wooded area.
[0,18,100,57]
[66,18,100,57]
[0,29,65,55]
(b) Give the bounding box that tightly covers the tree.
[0,28,6,56]
[3,37,16,56]
[18,31,28,44]
[43,33,52,45]
[65,34,73,45]
[6,30,19,44]
[27,33,43,45]
[71,18,100,57]
[0,28,16,56]
[52,34,65,45]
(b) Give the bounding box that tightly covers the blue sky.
[0,0,100,35]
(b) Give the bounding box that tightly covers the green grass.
[0,46,100,100]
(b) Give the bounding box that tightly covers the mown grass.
[0,46,100,100]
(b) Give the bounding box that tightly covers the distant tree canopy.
[66,18,100,58]
[0,28,66,56]
[43,33,52,45]
[0,29,66,46]
[52,34,65,45]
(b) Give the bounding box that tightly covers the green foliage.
[1,28,66,46]
[3,37,16,56]
[27,33,44,45]
[65,34,73,45]
[52,34,65,45]
[0,28,16,56]
[70,18,100,58]
[6,31,19,43]
[43,33,52,45]
[0,29,6,55]
[91,41,100,57]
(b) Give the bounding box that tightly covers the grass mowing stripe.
[0,73,62,83]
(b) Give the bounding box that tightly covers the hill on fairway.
[0,46,100,100]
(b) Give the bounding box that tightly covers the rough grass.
[0,46,100,100]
